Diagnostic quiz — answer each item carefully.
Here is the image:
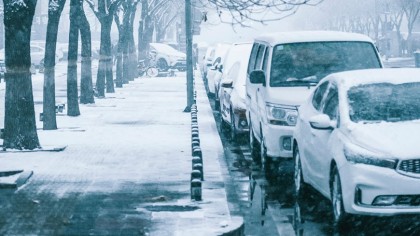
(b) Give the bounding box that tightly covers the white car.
[149,43,186,71]
[206,43,231,96]
[219,43,253,140]
[201,46,215,80]
[246,31,383,174]
[293,68,420,227]
[215,42,252,111]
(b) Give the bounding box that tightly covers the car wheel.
[146,67,159,77]
[331,166,351,229]
[214,91,220,110]
[260,137,272,176]
[230,110,238,142]
[294,145,308,199]
[156,58,168,72]
[220,113,229,134]
[249,122,260,163]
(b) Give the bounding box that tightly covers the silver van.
[246,31,383,174]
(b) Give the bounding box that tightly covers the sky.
[193,3,322,45]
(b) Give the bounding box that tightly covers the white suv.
[246,31,383,174]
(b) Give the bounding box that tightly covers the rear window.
[270,41,381,87]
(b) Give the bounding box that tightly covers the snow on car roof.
[326,68,420,89]
[224,43,253,69]
[255,31,375,46]
[150,43,185,56]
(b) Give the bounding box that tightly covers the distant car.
[201,46,215,80]
[293,68,420,228]
[149,43,186,71]
[219,43,253,140]
[206,43,231,96]
[215,43,252,110]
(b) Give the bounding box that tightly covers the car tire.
[260,137,272,177]
[220,113,229,134]
[294,145,308,199]
[331,165,352,230]
[214,94,220,111]
[156,58,168,72]
[249,122,260,163]
[230,110,238,142]
[146,67,159,77]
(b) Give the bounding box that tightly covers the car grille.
[397,159,420,177]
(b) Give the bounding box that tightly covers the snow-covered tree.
[2,0,40,150]
[43,0,66,130]
[86,0,122,96]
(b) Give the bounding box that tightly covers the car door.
[221,62,240,122]
[252,44,267,140]
[246,43,261,136]
[306,84,339,194]
[299,81,330,186]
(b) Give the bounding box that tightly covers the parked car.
[201,46,215,80]
[293,68,420,228]
[246,31,383,174]
[206,43,231,96]
[215,42,252,111]
[149,43,186,71]
[219,43,253,140]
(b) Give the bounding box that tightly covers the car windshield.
[270,41,381,87]
[347,82,420,123]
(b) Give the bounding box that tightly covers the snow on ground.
[0,62,242,235]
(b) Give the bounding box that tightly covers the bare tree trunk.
[122,8,130,84]
[67,0,81,116]
[114,14,124,88]
[79,4,94,104]
[43,0,66,130]
[128,8,137,80]
[2,0,40,150]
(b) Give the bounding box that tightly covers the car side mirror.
[218,64,223,72]
[309,114,336,130]
[249,70,266,85]
[221,80,233,88]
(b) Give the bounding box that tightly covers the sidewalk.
[0,69,243,235]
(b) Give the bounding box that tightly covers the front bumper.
[340,162,420,216]
[172,60,186,70]
[263,123,294,159]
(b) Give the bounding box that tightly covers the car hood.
[265,86,315,106]
[346,121,420,159]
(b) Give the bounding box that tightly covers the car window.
[269,41,381,87]
[212,57,221,66]
[227,62,241,85]
[247,43,259,74]
[312,81,329,111]
[322,86,339,120]
[262,47,270,72]
[255,44,266,70]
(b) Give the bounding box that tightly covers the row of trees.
[313,0,420,56]
[1,0,321,150]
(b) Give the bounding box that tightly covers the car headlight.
[344,149,397,169]
[266,103,298,126]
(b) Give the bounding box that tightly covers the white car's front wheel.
[331,166,351,229]
[294,146,307,199]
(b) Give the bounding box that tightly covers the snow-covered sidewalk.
[0,69,243,235]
